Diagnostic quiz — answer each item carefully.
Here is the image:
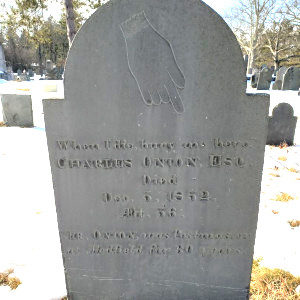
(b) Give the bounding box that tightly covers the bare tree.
[226,0,276,73]
[64,0,77,46]
[262,18,300,69]
[285,0,300,26]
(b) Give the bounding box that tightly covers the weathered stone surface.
[272,66,287,90]
[46,60,54,72]
[251,70,259,88]
[272,79,282,90]
[0,44,6,72]
[244,55,248,70]
[267,103,297,146]
[257,67,272,90]
[1,94,33,127]
[28,69,34,77]
[43,0,269,299]
[282,67,300,91]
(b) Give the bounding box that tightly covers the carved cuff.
[120,11,149,38]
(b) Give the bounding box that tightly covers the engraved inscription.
[57,158,132,169]
[55,136,254,263]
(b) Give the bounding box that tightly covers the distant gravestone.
[257,67,272,90]
[18,73,30,81]
[272,80,282,90]
[282,67,300,91]
[28,69,34,77]
[261,64,267,70]
[0,44,6,72]
[46,60,54,72]
[267,103,297,146]
[44,1,269,299]
[272,66,287,90]
[244,55,248,70]
[251,71,259,88]
[1,94,33,127]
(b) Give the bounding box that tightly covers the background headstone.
[272,80,282,90]
[257,67,272,90]
[1,94,34,127]
[267,103,297,146]
[272,66,287,90]
[251,70,259,88]
[282,67,300,91]
[6,66,14,81]
[28,68,34,77]
[44,1,270,299]
[244,54,248,70]
[261,64,267,70]
[0,44,7,72]
[46,60,54,72]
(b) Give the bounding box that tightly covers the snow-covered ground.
[0,81,299,299]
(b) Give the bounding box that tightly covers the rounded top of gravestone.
[261,67,272,73]
[276,66,288,81]
[272,103,294,118]
[64,0,246,117]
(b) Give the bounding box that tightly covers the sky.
[45,0,235,20]
[202,0,235,16]
[0,0,235,22]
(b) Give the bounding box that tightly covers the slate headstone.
[0,44,6,72]
[267,103,297,146]
[251,71,259,88]
[282,67,300,91]
[43,1,270,299]
[1,94,33,127]
[257,67,272,90]
[28,68,34,77]
[272,80,282,90]
[244,55,248,70]
[261,64,267,70]
[46,60,54,72]
[272,66,287,90]
[277,66,288,81]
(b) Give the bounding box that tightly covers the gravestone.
[261,64,267,70]
[46,60,54,72]
[43,1,270,299]
[272,66,287,90]
[1,94,33,127]
[272,80,282,90]
[0,44,6,72]
[267,103,297,146]
[282,67,300,91]
[6,66,14,81]
[257,67,272,90]
[19,73,30,81]
[244,55,248,70]
[28,68,34,77]
[250,70,259,88]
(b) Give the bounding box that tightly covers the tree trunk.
[274,57,280,71]
[64,0,77,46]
[248,47,257,74]
[38,43,43,75]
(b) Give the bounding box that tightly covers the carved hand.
[121,11,185,113]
